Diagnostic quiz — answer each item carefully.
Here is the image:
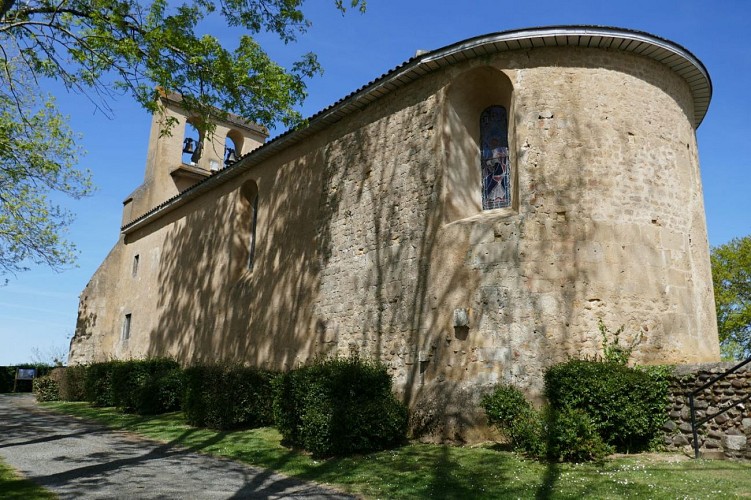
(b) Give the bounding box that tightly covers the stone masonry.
[70,27,721,441]
[664,362,751,459]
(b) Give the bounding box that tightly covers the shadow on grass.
[0,475,56,500]
[36,401,751,499]
[535,461,559,500]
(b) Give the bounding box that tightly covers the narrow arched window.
[240,181,259,271]
[248,193,258,271]
[225,130,244,168]
[182,120,203,165]
[480,106,510,210]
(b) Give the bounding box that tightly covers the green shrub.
[183,363,276,429]
[272,367,307,445]
[110,358,182,414]
[547,407,612,462]
[0,367,15,393]
[149,368,184,414]
[480,385,545,458]
[599,319,642,365]
[544,359,669,453]
[273,357,408,457]
[84,361,120,406]
[58,365,88,401]
[32,376,59,402]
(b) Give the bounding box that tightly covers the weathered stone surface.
[68,28,722,441]
[722,434,747,451]
[672,434,690,446]
[715,412,731,425]
[704,439,721,449]
[679,423,694,433]
[663,365,751,459]
[694,400,709,410]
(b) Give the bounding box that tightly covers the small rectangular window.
[132,255,139,277]
[122,313,132,341]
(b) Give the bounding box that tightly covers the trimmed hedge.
[110,358,182,414]
[58,365,88,401]
[0,366,14,393]
[33,376,59,402]
[273,357,408,457]
[183,363,275,430]
[84,361,120,406]
[544,359,669,453]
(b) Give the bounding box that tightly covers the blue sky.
[1,0,750,364]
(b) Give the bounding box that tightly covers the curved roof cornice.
[122,25,712,234]
[330,25,711,128]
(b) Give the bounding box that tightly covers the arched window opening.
[182,121,203,165]
[480,105,510,210]
[225,130,244,168]
[240,181,258,271]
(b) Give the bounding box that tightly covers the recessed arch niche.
[443,66,515,223]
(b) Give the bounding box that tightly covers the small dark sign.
[16,368,36,380]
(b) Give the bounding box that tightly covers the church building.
[70,26,720,439]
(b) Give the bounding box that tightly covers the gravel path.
[0,394,354,499]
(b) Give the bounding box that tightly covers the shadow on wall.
[123,49,699,442]
[135,142,334,370]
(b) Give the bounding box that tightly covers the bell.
[190,141,203,164]
[182,138,196,154]
[224,147,237,165]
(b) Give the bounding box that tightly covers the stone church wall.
[70,37,720,440]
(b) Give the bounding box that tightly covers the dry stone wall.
[664,362,751,459]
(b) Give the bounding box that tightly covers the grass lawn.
[0,457,57,500]
[43,402,751,499]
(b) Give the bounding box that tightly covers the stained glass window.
[480,105,510,210]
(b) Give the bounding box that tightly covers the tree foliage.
[711,235,751,359]
[0,54,90,276]
[0,0,363,275]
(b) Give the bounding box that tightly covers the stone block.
[704,439,721,449]
[714,412,730,425]
[672,434,689,446]
[722,434,747,451]
[662,420,677,432]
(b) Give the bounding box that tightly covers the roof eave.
[122,25,711,235]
